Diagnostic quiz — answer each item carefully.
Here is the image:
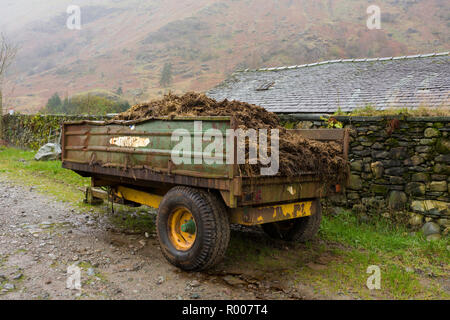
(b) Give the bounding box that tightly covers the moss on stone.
[436,138,450,154]
[370,184,389,195]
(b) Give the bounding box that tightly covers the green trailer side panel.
[63,118,234,179]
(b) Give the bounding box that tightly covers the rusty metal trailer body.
[62,117,348,224]
[62,116,348,270]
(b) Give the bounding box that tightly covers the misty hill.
[2,0,449,112]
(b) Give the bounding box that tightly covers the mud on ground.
[0,174,351,300]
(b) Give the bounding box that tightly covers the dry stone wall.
[281,115,450,239]
[1,114,107,150]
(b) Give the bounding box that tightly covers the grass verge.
[224,211,449,299]
[0,147,90,204]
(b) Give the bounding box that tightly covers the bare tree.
[0,33,18,140]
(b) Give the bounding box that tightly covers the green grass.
[0,147,90,203]
[317,212,449,299]
[224,211,449,300]
[321,211,449,262]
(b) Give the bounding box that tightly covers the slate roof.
[207,52,450,114]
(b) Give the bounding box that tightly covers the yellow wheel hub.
[168,207,197,251]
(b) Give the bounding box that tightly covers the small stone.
[426,234,441,241]
[408,213,423,226]
[411,173,430,182]
[435,154,450,164]
[190,280,201,287]
[407,155,424,166]
[371,142,384,150]
[433,163,450,175]
[190,293,201,299]
[422,222,441,237]
[430,181,447,192]
[156,276,165,285]
[373,151,389,159]
[370,184,389,195]
[350,160,363,172]
[223,275,246,286]
[405,182,425,196]
[3,283,15,291]
[389,176,405,184]
[437,219,450,228]
[424,128,440,138]
[410,200,449,216]
[419,139,434,146]
[390,147,408,160]
[388,191,407,210]
[436,138,450,154]
[370,162,384,179]
[87,268,95,277]
[144,232,150,238]
[13,273,23,280]
[72,255,79,261]
[348,174,363,190]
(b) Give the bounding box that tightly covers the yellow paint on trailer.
[115,186,163,209]
[275,201,312,218]
[229,200,314,226]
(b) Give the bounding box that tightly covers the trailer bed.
[62,117,349,208]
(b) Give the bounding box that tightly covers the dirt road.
[0,174,334,300]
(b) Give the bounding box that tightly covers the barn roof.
[207,52,450,114]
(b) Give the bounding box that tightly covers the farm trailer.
[61,116,349,271]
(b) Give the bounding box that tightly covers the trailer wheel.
[261,200,322,242]
[157,186,230,271]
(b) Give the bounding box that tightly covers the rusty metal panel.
[63,161,233,191]
[239,176,326,206]
[62,119,349,209]
[63,117,233,179]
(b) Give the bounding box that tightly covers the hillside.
[2,0,449,112]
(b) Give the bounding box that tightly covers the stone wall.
[1,114,107,150]
[280,114,450,239]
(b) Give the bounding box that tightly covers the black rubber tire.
[261,200,322,242]
[157,186,230,271]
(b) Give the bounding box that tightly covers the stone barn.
[207,52,450,238]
